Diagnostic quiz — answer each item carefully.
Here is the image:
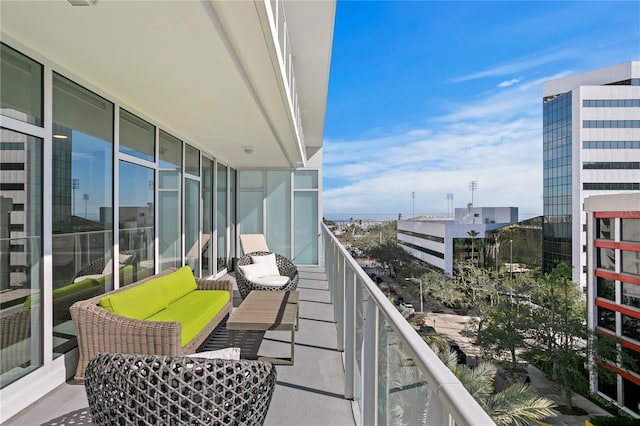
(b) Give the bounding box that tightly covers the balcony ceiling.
[0,0,334,168]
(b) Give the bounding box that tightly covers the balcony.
[5,225,493,426]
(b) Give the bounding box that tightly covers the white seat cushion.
[251,275,290,287]
[73,274,104,283]
[186,347,241,360]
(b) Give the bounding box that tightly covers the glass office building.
[542,62,640,287]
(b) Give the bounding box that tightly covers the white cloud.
[498,78,520,88]
[323,76,545,220]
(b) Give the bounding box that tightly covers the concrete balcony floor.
[6,267,356,426]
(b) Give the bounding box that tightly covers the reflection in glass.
[378,315,430,424]
[158,130,181,271]
[294,191,318,264]
[623,282,640,309]
[202,158,213,276]
[597,248,615,271]
[0,129,42,388]
[597,277,616,301]
[119,109,154,162]
[294,170,318,189]
[185,143,200,177]
[597,307,615,331]
[622,315,640,341]
[119,161,154,282]
[52,73,113,357]
[622,250,640,276]
[0,43,43,126]
[185,178,200,275]
[217,164,228,271]
[266,171,291,256]
[597,218,612,240]
[229,169,236,265]
[622,219,640,242]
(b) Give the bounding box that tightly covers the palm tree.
[467,230,479,264]
[433,347,557,426]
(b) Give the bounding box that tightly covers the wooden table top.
[227,290,299,331]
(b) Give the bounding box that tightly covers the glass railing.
[322,224,495,426]
[263,0,305,156]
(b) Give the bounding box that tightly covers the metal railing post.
[362,297,379,425]
[344,268,356,399]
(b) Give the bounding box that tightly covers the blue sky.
[323,1,640,220]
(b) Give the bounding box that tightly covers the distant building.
[397,206,519,276]
[542,61,640,288]
[584,192,640,417]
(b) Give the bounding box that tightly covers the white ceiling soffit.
[0,0,335,169]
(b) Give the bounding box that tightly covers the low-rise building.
[585,192,640,417]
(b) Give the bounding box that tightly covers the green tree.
[477,295,533,369]
[433,346,557,426]
[528,263,587,411]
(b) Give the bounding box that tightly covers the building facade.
[542,61,640,287]
[585,193,640,417]
[397,206,518,276]
[0,1,335,420]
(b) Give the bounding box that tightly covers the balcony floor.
[6,267,356,426]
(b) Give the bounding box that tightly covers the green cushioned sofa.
[70,266,233,380]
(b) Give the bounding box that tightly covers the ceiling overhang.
[0,0,335,169]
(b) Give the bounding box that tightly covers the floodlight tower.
[469,181,478,206]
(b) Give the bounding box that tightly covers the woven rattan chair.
[84,353,277,426]
[236,251,298,299]
[72,250,138,282]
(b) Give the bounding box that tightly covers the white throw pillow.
[119,253,133,264]
[252,275,290,287]
[238,262,273,280]
[250,253,279,276]
[101,258,114,274]
[186,347,241,360]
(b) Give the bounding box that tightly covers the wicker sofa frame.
[235,251,299,299]
[70,268,233,381]
[85,353,277,426]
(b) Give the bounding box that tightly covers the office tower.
[542,61,640,287]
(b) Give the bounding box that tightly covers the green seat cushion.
[99,280,168,320]
[24,278,99,308]
[152,266,197,304]
[146,290,230,347]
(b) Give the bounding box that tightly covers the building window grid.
[583,99,640,107]
[543,92,572,273]
[583,141,640,149]
[583,120,640,128]
[583,162,640,170]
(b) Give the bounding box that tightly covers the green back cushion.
[99,280,168,320]
[24,278,98,308]
[147,290,230,346]
[153,266,197,304]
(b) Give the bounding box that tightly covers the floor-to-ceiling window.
[51,72,113,356]
[184,144,200,275]
[238,171,264,239]
[217,163,228,272]
[158,130,182,271]
[0,43,44,388]
[294,170,318,264]
[202,157,214,277]
[266,171,291,256]
[118,109,155,282]
[0,131,43,387]
[229,168,237,265]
